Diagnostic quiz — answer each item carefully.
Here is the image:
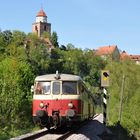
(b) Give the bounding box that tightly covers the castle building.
[32,8,51,37]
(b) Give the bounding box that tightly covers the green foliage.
[0,28,139,139]
[0,30,12,55]
[106,61,140,138]
[0,57,35,137]
[42,31,51,39]
[66,43,75,50]
[12,30,26,46]
[0,32,5,54]
[1,30,13,46]
[47,48,63,73]
[27,33,40,47]
[28,42,50,75]
[51,31,59,48]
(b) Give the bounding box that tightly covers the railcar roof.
[35,74,82,81]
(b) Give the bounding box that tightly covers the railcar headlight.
[39,102,44,109]
[68,102,73,108]
[66,109,75,117]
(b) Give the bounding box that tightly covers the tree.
[1,30,13,46]
[0,57,35,136]
[105,61,140,137]
[51,31,59,48]
[42,31,51,39]
[0,31,5,54]
[12,30,26,46]
[28,42,50,75]
[83,49,106,87]
[0,30,13,55]
[66,43,75,50]
[27,33,40,47]
[60,45,67,51]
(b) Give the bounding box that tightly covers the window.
[44,25,46,31]
[35,82,51,95]
[35,26,38,31]
[62,82,77,95]
[42,82,51,94]
[52,82,60,95]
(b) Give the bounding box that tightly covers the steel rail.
[10,128,50,140]
[11,114,99,140]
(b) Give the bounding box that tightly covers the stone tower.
[32,8,51,37]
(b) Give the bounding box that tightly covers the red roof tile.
[120,51,130,60]
[37,9,47,17]
[130,55,140,60]
[95,45,117,56]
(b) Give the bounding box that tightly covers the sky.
[0,0,140,54]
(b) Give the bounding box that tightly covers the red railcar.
[32,72,95,129]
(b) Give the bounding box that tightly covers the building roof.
[120,51,130,60]
[130,55,140,61]
[36,9,47,17]
[35,74,82,81]
[95,45,117,56]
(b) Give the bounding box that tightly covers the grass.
[0,123,40,140]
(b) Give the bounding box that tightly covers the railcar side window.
[52,82,60,95]
[35,82,51,95]
[62,82,77,95]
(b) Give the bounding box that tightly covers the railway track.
[11,114,107,140]
[11,119,90,140]
[10,128,49,140]
[10,127,78,140]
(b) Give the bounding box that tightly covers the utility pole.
[118,74,125,124]
[107,93,110,124]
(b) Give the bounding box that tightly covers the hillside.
[0,30,140,139]
[106,61,140,139]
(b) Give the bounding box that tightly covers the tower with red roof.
[32,8,51,37]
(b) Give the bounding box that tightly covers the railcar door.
[51,81,63,112]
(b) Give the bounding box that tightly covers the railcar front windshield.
[35,81,51,95]
[52,82,60,95]
[62,81,77,95]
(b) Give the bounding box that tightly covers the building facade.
[95,45,120,61]
[130,55,140,65]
